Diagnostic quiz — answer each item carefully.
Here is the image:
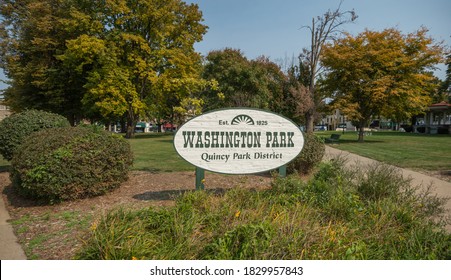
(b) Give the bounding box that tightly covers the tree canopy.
[321,28,444,141]
[201,48,286,112]
[0,0,87,123]
[1,0,208,138]
[438,53,451,102]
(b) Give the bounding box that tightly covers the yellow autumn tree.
[59,0,209,138]
[321,28,443,142]
[1,0,211,135]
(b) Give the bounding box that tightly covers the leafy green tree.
[1,0,208,137]
[59,0,208,138]
[201,48,286,112]
[0,0,96,124]
[253,56,287,114]
[438,53,451,102]
[321,28,444,142]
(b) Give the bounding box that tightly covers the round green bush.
[287,133,325,175]
[0,110,70,160]
[10,126,133,203]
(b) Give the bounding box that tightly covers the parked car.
[314,125,327,131]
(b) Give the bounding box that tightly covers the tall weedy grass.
[77,159,451,260]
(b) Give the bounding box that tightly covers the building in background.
[414,101,451,134]
[320,109,355,131]
[0,100,11,121]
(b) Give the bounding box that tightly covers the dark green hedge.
[10,126,133,203]
[0,110,70,160]
[287,133,325,175]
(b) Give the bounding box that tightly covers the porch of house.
[414,101,451,134]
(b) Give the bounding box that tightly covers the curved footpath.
[1,146,450,259]
[325,145,451,233]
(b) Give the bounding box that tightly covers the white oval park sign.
[174,108,304,174]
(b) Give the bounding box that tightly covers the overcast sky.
[1,0,450,92]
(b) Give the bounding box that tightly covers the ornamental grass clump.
[10,126,133,203]
[0,109,70,160]
[76,159,450,260]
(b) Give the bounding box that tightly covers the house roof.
[428,101,451,111]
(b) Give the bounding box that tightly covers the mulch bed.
[0,170,273,259]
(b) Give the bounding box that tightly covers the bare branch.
[297,0,357,132]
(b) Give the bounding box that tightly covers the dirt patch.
[0,170,273,259]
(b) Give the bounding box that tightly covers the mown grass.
[128,133,193,172]
[2,131,449,173]
[76,159,451,260]
[316,131,451,171]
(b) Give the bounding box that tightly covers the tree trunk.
[358,120,365,142]
[126,120,135,139]
[125,109,138,139]
[120,118,127,133]
[305,112,315,134]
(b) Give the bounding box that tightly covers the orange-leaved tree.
[321,28,443,142]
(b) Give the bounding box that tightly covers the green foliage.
[203,222,274,259]
[356,163,408,201]
[10,126,133,203]
[128,133,193,172]
[1,0,209,136]
[287,133,325,175]
[0,110,70,160]
[57,0,209,138]
[0,0,91,122]
[202,48,285,111]
[76,159,450,260]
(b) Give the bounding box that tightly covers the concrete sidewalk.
[325,145,451,232]
[0,193,26,259]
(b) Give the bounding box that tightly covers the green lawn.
[0,133,193,173]
[1,131,449,174]
[128,132,193,172]
[316,131,451,171]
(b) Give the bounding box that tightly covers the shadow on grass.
[324,137,385,145]
[133,167,164,173]
[131,133,174,139]
[337,139,385,144]
[132,167,194,173]
[0,165,10,172]
[155,139,175,144]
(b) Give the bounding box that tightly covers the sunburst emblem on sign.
[231,114,255,125]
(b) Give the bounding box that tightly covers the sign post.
[174,108,304,189]
[278,165,287,178]
[195,167,205,190]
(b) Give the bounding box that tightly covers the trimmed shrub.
[10,126,133,203]
[287,133,325,175]
[0,110,70,160]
